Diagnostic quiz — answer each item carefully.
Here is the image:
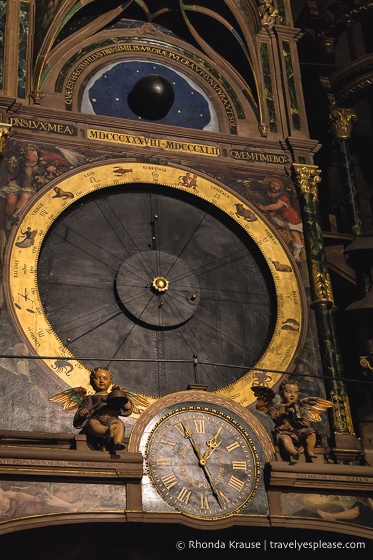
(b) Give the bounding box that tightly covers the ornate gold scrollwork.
[312,266,334,307]
[0,123,12,156]
[330,383,355,435]
[360,355,373,373]
[293,164,322,199]
[329,105,357,140]
[258,0,278,28]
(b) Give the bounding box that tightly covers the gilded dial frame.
[5,161,305,409]
[145,405,260,519]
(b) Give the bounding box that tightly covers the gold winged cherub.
[252,379,332,463]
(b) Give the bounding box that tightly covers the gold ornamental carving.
[330,383,355,435]
[329,106,357,140]
[30,90,45,105]
[293,164,322,199]
[258,0,278,28]
[312,266,335,307]
[0,123,12,156]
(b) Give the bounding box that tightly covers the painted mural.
[0,143,74,234]
[34,0,64,54]
[196,165,306,264]
[281,493,373,529]
[0,480,126,521]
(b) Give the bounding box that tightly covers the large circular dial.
[145,406,260,519]
[5,162,305,408]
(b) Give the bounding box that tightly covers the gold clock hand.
[203,427,222,462]
[200,462,224,508]
[182,423,206,465]
[182,422,223,507]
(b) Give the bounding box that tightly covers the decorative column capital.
[0,123,12,156]
[293,164,322,199]
[319,35,336,56]
[258,0,278,28]
[30,90,45,105]
[329,105,357,140]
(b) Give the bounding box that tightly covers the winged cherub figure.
[50,367,149,451]
[251,379,332,463]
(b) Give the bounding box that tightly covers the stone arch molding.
[0,511,372,541]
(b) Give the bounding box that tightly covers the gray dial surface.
[38,184,275,397]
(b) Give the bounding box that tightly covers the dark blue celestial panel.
[81,61,218,131]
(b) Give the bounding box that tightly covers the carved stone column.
[293,164,361,463]
[0,123,12,309]
[329,105,363,237]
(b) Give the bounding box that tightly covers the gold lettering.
[200,494,209,508]
[156,457,172,466]
[174,423,185,437]
[228,475,244,492]
[161,471,178,490]
[193,419,205,433]
[160,439,176,448]
[218,490,230,504]
[177,487,191,504]
[226,441,240,453]
[232,461,247,470]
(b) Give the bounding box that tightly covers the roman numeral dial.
[146,406,260,519]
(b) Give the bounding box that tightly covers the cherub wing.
[110,386,150,414]
[251,386,276,413]
[300,397,333,422]
[49,387,87,410]
[126,391,151,412]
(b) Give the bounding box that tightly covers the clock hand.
[199,462,224,508]
[203,427,222,462]
[182,423,205,465]
[182,423,223,507]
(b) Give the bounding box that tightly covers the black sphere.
[127,74,175,120]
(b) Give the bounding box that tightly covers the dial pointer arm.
[182,422,204,464]
[200,462,224,508]
[182,423,223,508]
[203,427,222,462]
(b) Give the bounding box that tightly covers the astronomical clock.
[3,0,368,547]
[5,161,305,409]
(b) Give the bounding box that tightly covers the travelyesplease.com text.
[176,539,366,551]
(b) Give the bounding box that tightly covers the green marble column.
[329,106,371,300]
[329,106,363,237]
[293,164,359,462]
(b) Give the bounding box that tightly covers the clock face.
[5,162,305,408]
[145,406,260,519]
